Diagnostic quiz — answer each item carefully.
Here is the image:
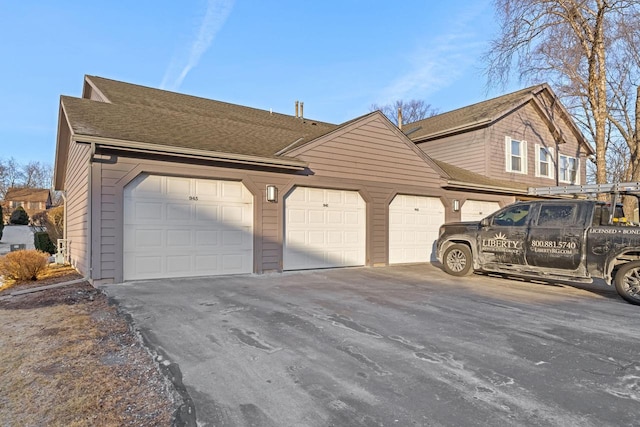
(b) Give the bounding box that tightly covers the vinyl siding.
[416,97,589,187]
[488,101,587,186]
[416,128,488,175]
[294,117,442,185]
[64,141,92,276]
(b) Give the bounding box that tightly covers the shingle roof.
[62,76,338,159]
[4,188,51,202]
[404,85,546,141]
[432,159,529,193]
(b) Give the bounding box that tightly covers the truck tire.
[442,244,473,276]
[614,261,640,305]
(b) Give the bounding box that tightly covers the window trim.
[505,136,527,174]
[535,144,554,179]
[558,154,580,184]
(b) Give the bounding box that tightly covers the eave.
[72,135,308,170]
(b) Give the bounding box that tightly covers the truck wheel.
[443,244,473,276]
[614,261,640,305]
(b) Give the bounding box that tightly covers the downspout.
[60,191,68,261]
[87,142,96,281]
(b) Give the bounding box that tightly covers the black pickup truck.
[436,199,640,305]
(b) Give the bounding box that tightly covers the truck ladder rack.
[528,182,640,196]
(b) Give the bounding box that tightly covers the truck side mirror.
[481,218,490,227]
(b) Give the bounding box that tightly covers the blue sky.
[0,0,519,167]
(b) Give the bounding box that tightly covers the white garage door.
[284,187,365,270]
[461,200,501,222]
[124,175,253,280]
[389,195,444,264]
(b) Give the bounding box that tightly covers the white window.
[505,137,527,174]
[535,144,554,179]
[559,155,579,184]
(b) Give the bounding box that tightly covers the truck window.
[492,204,530,226]
[537,205,577,227]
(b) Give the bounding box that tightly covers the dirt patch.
[0,268,181,426]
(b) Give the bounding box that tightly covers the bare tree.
[0,158,53,198]
[370,99,439,126]
[0,158,24,198]
[22,161,52,189]
[484,0,640,186]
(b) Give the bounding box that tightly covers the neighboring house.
[53,76,589,284]
[3,188,52,222]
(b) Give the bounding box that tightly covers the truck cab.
[436,197,640,305]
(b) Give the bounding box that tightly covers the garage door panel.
[124,174,253,280]
[166,230,192,247]
[195,204,218,222]
[135,202,164,221]
[221,205,244,223]
[133,256,162,275]
[196,231,219,246]
[220,181,244,199]
[195,255,219,271]
[308,231,325,245]
[132,175,163,196]
[461,200,501,222]
[167,256,191,273]
[166,177,190,196]
[284,187,365,270]
[389,195,444,264]
[308,210,325,224]
[167,203,191,221]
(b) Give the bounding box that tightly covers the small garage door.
[284,187,365,270]
[389,195,444,263]
[461,200,501,222]
[124,175,253,280]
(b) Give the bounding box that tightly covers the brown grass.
[0,276,177,426]
[0,249,49,284]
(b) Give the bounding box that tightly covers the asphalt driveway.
[102,264,640,427]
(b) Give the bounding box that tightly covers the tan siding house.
[53,76,588,283]
[3,188,52,222]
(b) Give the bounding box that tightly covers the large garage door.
[284,187,365,270]
[124,175,253,280]
[461,200,501,222]
[389,195,444,263]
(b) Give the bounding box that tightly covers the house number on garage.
[189,196,199,201]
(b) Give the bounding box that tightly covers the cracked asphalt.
[102,264,640,426]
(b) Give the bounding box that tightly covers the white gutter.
[445,180,529,195]
[72,135,308,170]
[411,118,493,142]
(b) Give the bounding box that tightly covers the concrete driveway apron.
[102,264,640,427]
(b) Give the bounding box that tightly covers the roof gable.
[404,84,593,155]
[285,111,447,184]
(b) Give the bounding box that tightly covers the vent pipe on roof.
[300,102,304,120]
[398,107,403,130]
[295,100,299,118]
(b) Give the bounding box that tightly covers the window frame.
[505,137,527,174]
[535,144,554,179]
[558,154,579,184]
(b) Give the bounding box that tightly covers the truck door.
[478,203,530,266]
[525,203,583,270]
